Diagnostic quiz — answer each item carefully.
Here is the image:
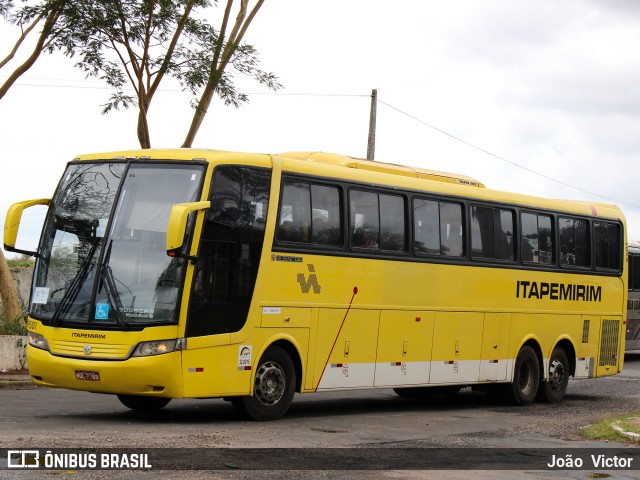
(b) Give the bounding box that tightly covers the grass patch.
[581,413,640,443]
[0,307,27,335]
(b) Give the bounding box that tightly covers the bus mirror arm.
[166,201,211,259]
[3,198,51,255]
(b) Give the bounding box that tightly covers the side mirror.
[4,198,51,255]
[166,201,210,259]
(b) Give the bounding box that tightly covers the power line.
[377,98,640,211]
[1,78,637,211]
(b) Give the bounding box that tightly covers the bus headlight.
[27,332,50,351]
[132,338,185,357]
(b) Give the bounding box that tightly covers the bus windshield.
[30,161,204,328]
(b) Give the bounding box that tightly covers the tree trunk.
[0,248,23,322]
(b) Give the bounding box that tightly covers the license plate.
[75,370,100,381]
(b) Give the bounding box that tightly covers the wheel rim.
[548,358,566,391]
[254,361,286,406]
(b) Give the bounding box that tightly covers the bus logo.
[297,264,321,294]
[7,450,40,468]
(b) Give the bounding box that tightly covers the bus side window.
[440,201,463,257]
[350,190,380,250]
[594,221,621,270]
[277,182,310,243]
[559,217,590,267]
[471,206,514,261]
[521,212,554,265]
[413,198,439,255]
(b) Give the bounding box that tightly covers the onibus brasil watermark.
[6,450,151,469]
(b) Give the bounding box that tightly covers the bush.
[6,255,34,268]
[0,307,27,335]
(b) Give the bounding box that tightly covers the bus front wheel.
[231,345,296,421]
[117,394,171,411]
[505,346,539,406]
[537,347,569,404]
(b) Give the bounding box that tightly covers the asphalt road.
[2,355,640,479]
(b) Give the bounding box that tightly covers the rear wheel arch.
[549,338,576,377]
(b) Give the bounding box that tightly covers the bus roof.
[279,151,485,188]
[71,148,624,222]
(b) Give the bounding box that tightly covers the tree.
[0,247,23,323]
[56,0,281,148]
[0,0,278,318]
[181,0,280,147]
[1,1,66,322]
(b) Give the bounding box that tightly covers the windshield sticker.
[238,345,252,371]
[95,303,110,320]
[32,287,50,305]
[118,307,155,319]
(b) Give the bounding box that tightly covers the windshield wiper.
[51,240,100,325]
[96,240,127,326]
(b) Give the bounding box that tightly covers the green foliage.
[6,255,34,268]
[39,0,281,115]
[0,306,27,335]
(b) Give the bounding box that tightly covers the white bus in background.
[627,240,640,352]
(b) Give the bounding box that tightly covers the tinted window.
[350,190,380,249]
[188,166,271,337]
[311,185,342,246]
[278,182,310,242]
[559,217,590,267]
[413,199,439,255]
[440,202,464,257]
[380,194,405,251]
[413,198,463,257]
[471,205,514,261]
[594,221,621,270]
[632,254,640,290]
[277,181,342,247]
[521,212,553,265]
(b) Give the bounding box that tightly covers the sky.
[1,0,640,256]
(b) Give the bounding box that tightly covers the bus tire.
[537,347,569,404]
[505,346,539,406]
[117,394,171,411]
[231,345,296,421]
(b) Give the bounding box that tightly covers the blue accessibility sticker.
[95,303,110,320]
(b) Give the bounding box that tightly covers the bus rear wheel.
[504,346,539,406]
[231,345,296,421]
[117,394,171,411]
[537,347,569,403]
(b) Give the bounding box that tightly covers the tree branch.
[0,6,61,100]
[0,11,45,70]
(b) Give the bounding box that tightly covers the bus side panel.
[182,336,257,397]
[429,312,484,384]
[314,309,379,390]
[373,310,434,387]
[479,313,511,381]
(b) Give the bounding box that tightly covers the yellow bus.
[4,149,627,420]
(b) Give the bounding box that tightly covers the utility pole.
[366,88,377,160]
